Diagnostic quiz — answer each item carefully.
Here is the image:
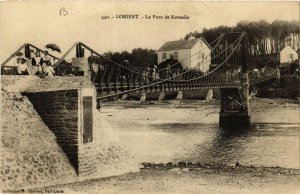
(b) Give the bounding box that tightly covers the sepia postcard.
[0,1,299,194]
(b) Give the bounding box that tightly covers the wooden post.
[176,91,183,100]
[25,44,31,59]
[158,91,165,101]
[121,93,128,100]
[206,89,213,101]
[140,92,147,102]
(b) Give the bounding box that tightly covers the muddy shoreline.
[42,163,300,194]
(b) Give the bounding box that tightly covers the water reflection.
[116,121,299,169]
[220,125,252,137]
[183,125,250,166]
[179,123,299,169]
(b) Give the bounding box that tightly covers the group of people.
[142,65,160,82]
[141,65,203,82]
[15,50,55,77]
[88,60,208,84]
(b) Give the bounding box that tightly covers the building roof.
[280,46,298,54]
[157,38,211,52]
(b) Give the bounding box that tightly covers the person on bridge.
[225,70,231,82]
[90,60,99,81]
[173,69,182,80]
[144,67,150,83]
[253,68,260,79]
[166,65,172,78]
[152,65,160,80]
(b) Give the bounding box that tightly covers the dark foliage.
[184,20,299,55]
[88,48,157,69]
[157,58,183,69]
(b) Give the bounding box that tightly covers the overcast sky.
[0,1,299,63]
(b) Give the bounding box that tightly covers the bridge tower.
[73,43,90,77]
[219,33,251,129]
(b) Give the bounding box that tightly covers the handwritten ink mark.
[59,8,69,16]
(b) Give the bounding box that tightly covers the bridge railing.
[1,66,17,75]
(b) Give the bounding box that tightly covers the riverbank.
[1,75,298,193]
[42,163,300,194]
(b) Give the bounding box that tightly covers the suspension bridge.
[1,32,280,128]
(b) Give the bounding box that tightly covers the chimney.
[188,36,195,41]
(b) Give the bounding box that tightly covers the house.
[157,37,212,72]
[280,46,298,65]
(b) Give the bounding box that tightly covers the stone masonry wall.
[78,143,98,177]
[77,87,97,177]
[25,90,79,174]
[1,75,138,189]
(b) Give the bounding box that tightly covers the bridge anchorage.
[1,32,280,130]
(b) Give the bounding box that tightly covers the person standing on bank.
[44,62,55,77]
[17,58,30,75]
[31,50,43,75]
[41,50,51,73]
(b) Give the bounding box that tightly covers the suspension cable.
[97,33,244,99]
[167,33,243,82]
[53,33,239,83]
[1,44,27,67]
[80,36,219,77]
[53,34,224,79]
[172,34,244,82]
[53,42,79,69]
[159,34,224,70]
[81,34,238,81]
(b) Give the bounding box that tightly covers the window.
[162,53,167,59]
[202,52,205,61]
[197,52,201,59]
[289,54,294,61]
[173,52,178,59]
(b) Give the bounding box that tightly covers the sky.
[0,1,299,64]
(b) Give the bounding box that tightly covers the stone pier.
[24,77,100,177]
[219,73,251,129]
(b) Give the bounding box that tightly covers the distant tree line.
[185,20,300,56]
[89,20,299,69]
[88,48,157,68]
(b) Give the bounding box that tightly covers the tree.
[158,58,183,69]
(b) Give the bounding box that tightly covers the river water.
[101,99,300,169]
